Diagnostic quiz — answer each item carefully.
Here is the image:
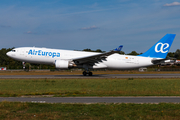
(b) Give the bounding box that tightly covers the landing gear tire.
[83,71,87,76]
[89,72,93,76]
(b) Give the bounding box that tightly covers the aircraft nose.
[6,52,10,57]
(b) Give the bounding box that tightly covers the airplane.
[6,34,176,76]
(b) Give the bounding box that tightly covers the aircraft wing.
[72,45,123,65]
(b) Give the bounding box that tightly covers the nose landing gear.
[22,62,26,70]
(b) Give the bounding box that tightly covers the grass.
[1,78,180,96]
[0,102,180,120]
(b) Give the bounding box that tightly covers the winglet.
[114,45,123,51]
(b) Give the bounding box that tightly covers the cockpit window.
[11,50,16,52]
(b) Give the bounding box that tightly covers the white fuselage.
[6,47,155,69]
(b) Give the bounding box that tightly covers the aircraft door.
[25,50,32,58]
[134,58,139,64]
[20,49,24,56]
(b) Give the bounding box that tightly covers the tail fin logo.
[155,42,169,53]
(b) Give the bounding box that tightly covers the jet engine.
[55,60,75,69]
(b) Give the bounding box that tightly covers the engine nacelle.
[55,60,69,69]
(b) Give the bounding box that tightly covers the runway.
[1,97,180,103]
[0,73,180,78]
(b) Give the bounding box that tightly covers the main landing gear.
[82,71,93,76]
[82,64,93,76]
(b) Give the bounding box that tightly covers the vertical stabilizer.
[138,34,176,58]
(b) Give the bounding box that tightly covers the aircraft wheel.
[89,72,93,76]
[83,71,87,76]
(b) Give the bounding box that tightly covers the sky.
[0,0,180,53]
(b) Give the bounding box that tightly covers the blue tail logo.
[155,42,169,53]
[138,34,176,58]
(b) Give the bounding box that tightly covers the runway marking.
[31,101,46,103]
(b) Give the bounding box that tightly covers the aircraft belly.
[104,58,151,69]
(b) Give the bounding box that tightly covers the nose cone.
[6,52,10,57]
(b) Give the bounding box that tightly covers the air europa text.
[28,49,60,58]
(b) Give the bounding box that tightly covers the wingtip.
[114,45,123,51]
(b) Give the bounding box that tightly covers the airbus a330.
[6,34,176,76]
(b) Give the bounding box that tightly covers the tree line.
[1,48,180,69]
